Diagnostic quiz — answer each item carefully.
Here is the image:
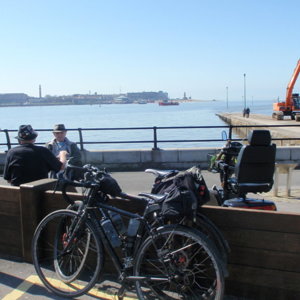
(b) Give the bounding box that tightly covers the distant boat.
[158,100,179,106]
[138,100,147,104]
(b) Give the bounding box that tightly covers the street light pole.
[243,73,246,108]
[226,86,228,108]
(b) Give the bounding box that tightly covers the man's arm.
[3,151,12,182]
[45,142,53,151]
[68,143,82,166]
[42,148,63,172]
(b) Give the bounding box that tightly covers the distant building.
[114,95,132,103]
[0,90,170,106]
[127,91,168,102]
[0,93,28,105]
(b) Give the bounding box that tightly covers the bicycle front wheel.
[32,209,104,298]
[134,225,225,300]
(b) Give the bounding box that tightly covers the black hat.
[15,125,38,141]
[53,124,67,132]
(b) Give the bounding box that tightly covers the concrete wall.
[0,146,299,172]
[83,146,300,170]
[80,147,218,171]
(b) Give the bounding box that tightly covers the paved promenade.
[110,170,300,213]
[1,169,299,212]
[0,169,300,299]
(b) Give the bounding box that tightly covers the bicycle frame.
[68,184,170,285]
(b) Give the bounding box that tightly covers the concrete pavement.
[1,168,300,213]
[110,169,300,213]
[0,258,241,300]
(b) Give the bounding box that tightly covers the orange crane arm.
[286,59,300,107]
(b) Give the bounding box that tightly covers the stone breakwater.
[217,112,300,146]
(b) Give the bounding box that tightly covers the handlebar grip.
[217,161,235,172]
[217,161,227,170]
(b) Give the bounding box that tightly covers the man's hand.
[58,150,69,169]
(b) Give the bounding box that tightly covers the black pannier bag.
[152,166,210,221]
[151,170,179,194]
[161,184,195,221]
[99,173,122,197]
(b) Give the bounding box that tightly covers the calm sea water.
[0,99,274,151]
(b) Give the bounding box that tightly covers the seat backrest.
[234,130,276,194]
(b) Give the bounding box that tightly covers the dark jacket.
[3,144,62,186]
[45,137,82,166]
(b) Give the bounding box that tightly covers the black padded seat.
[230,130,276,196]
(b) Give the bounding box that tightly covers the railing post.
[228,125,233,140]
[152,126,158,150]
[78,128,84,151]
[4,129,11,151]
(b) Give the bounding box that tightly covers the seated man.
[46,124,82,179]
[3,125,65,186]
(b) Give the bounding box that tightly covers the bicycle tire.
[53,213,91,282]
[134,225,225,300]
[144,205,229,265]
[195,212,230,265]
[32,209,104,298]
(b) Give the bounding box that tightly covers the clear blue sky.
[0,0,299,101]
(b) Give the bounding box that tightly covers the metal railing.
[1,124,300,151]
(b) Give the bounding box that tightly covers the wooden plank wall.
[42,190,82,215]
[41,194,300,299]
[202,206,300,300]
[0,186,22,260]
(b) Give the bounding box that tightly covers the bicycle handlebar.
[58,164,150,206]
[119,191,146,202]
[56,164,100,205]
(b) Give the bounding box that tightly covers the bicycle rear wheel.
[134,225,224,300]
[32,209,103,298]
[195,212,230,265]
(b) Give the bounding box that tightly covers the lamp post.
[243,73,246,108]
[226,86,228,108]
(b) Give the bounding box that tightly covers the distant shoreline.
[0,99,216,108]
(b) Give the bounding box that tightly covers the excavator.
[272,59,300,120]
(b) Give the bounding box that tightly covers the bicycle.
[32,165,225,299]
[141,165,230,264]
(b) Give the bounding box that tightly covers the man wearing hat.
[46,124,82,169]
[3,125,64,186]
